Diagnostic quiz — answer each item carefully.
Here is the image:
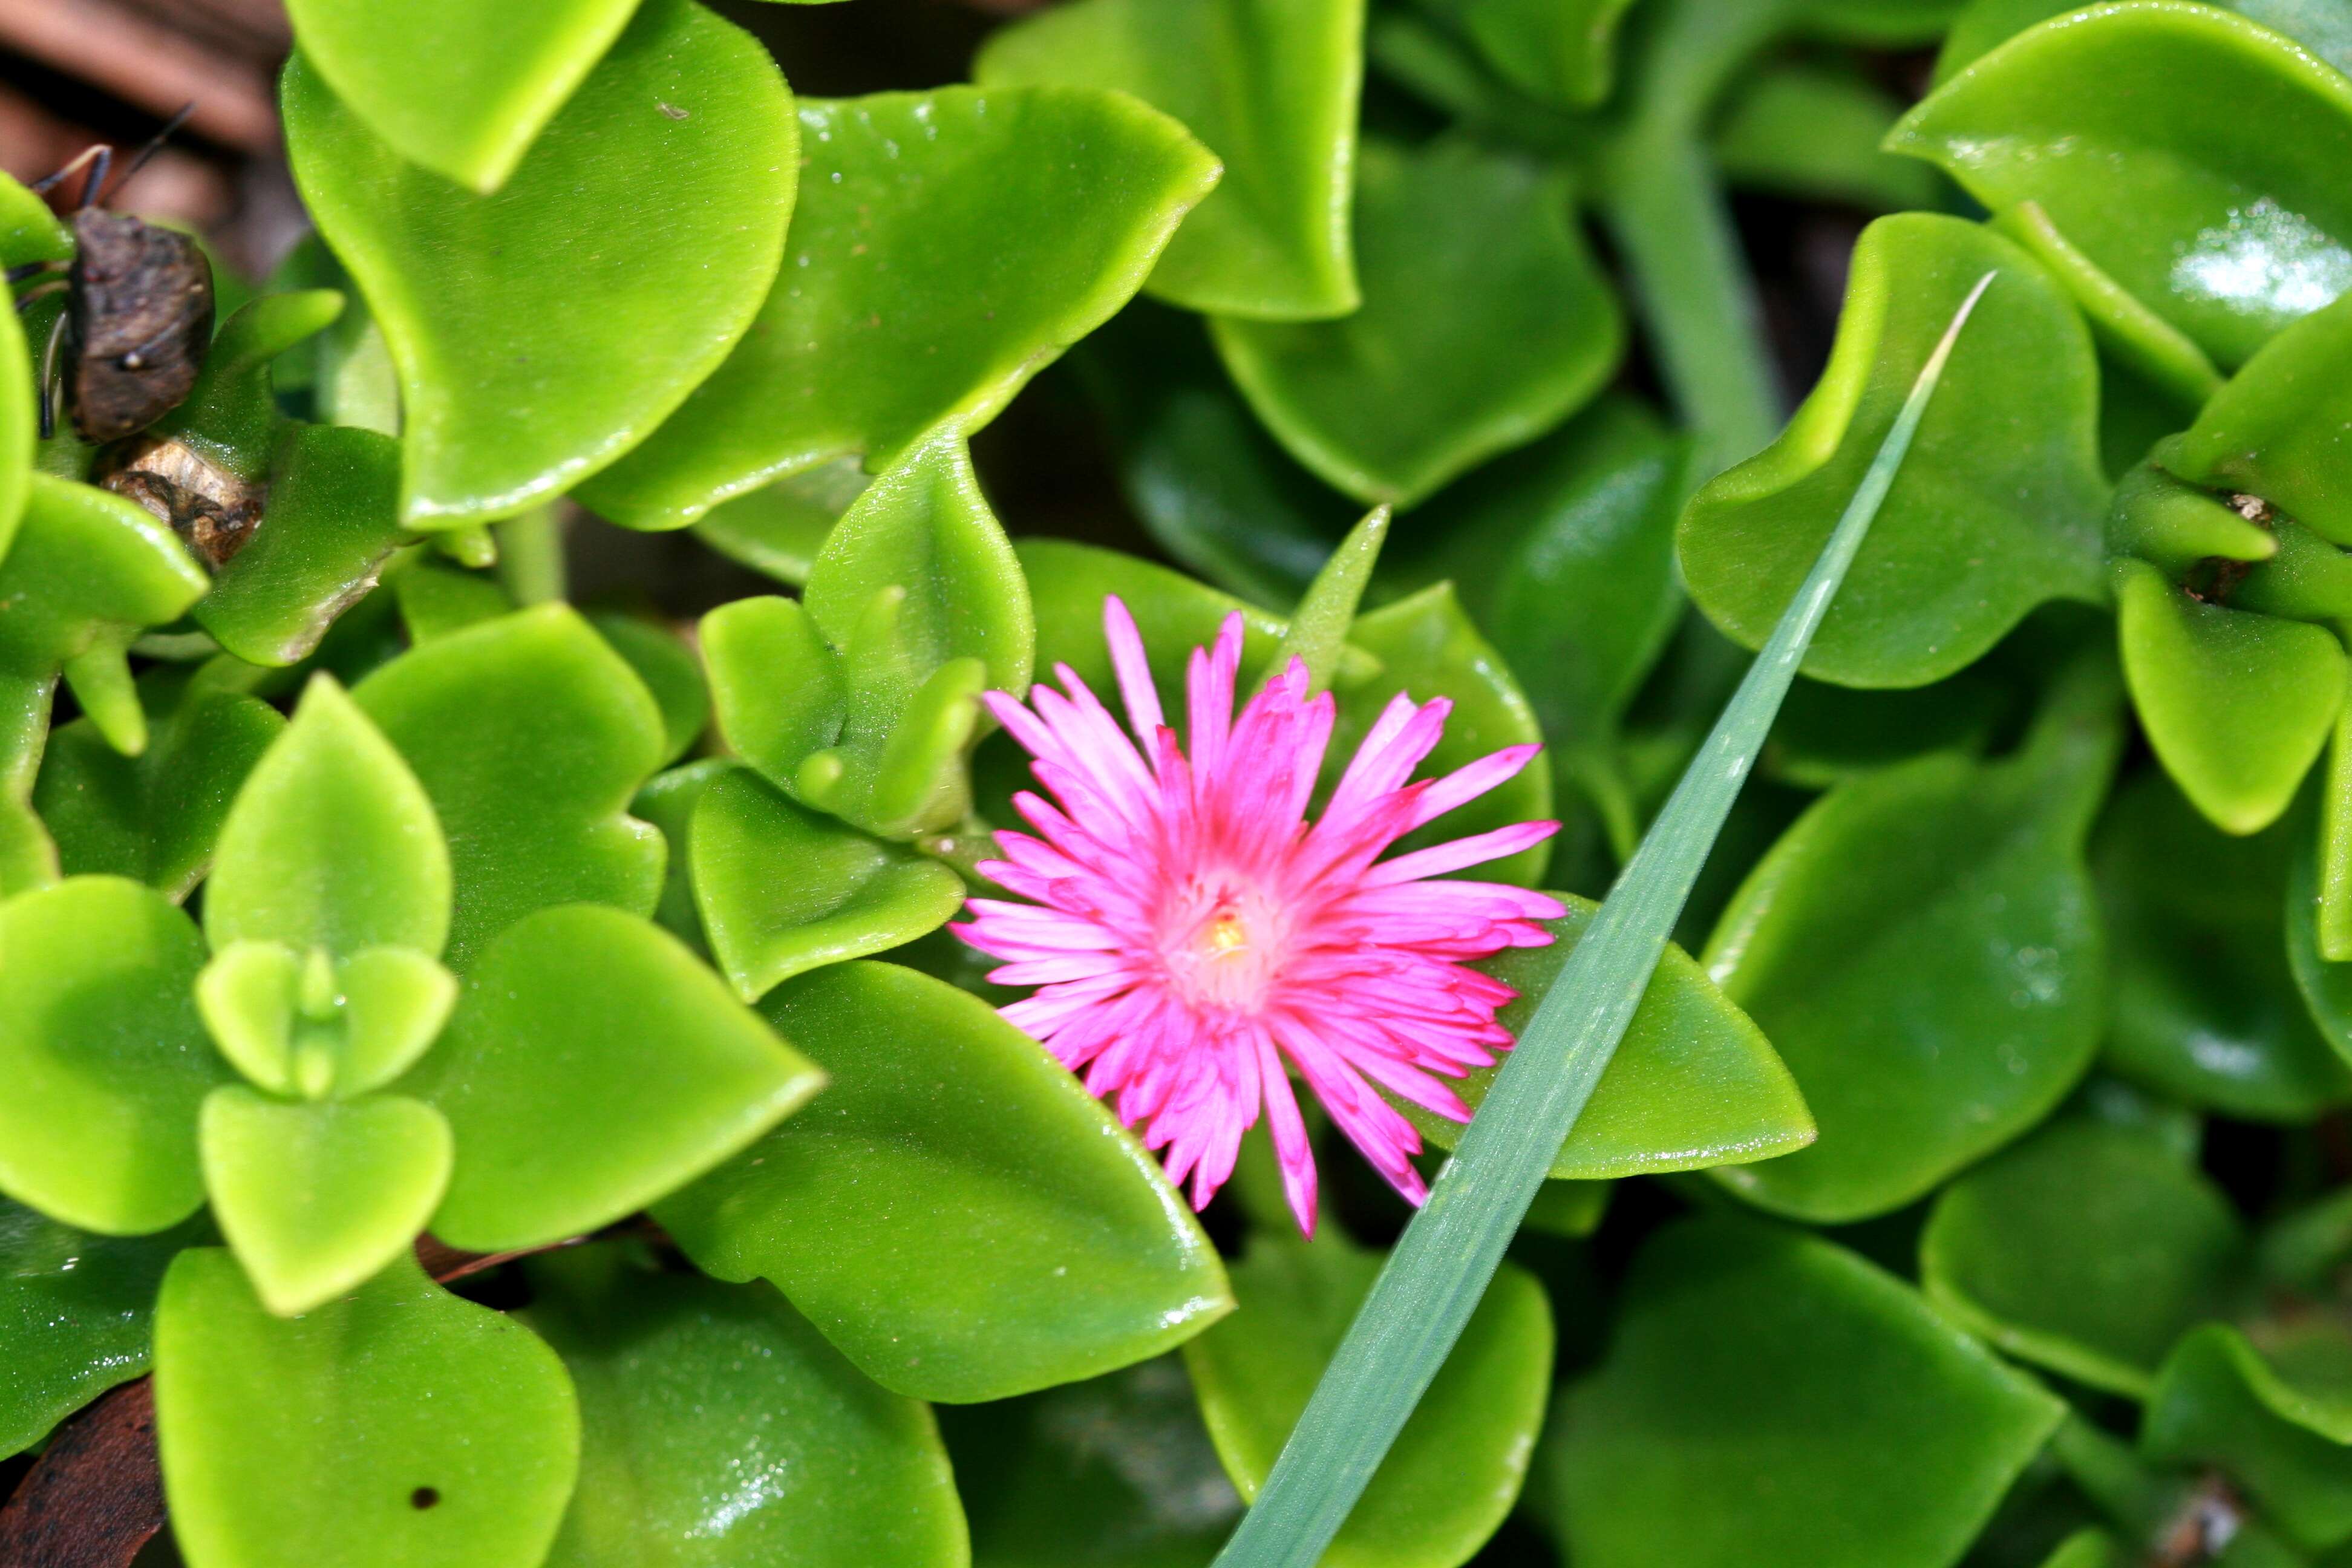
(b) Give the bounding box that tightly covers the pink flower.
[955,596,1564,1234]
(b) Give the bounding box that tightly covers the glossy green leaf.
[1420,0,1636,106]
[199,1086,452,1317]
[688,459,867,587]
[1212,137,1623,508]
[0,170,68,270]
[691,769,965,1002]
[658,961,1233,1403]
[2115,558,2346,836]
[403,904,823,1250]
[976,0,1362,319]
[284,0,797,526]
[154,1247,578,1568]
[1679,214,2107,687]
[198,942,458,1102]
[1703,678,2117,1222]
[2102,770,2352,1118]
[34,670,284,900]
[1395,893,1813,1177]
[1890,0,2352,370]
[0,877,220,1235]
[1021,539,1290,700]
[1920,1118,2249,1397]
[0,207,31,561]
[633,757,739,951]
[0,1203,194,1458]
[393,557,517,644]
[580,87,1220,530]
[355,605,668,969]
[284,0,641,192]
[523,1247,967,1568]
[2146,1321,2352,1551]
[140,290,344,482]
[1710,62,1944,213]
[1544,1217,2065,1568]
[589,612,706,766]
[1765,668,2008,787]
[2163,289,2352,546]
[195,424,410,667]
[207,675,451,961]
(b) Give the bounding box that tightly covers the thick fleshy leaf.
[657,961,1234,1403]
[355,606,668,968]
[975,0,1362,319]
[2161,289,2352,546]
[1679,214,2107,687]
[1184,1235,1551,1568]
[1211,137,1623,508]
[589,612,706,766]
[1702,681,2116,1221]
[0,877,220,1235]
[1764,668,2008,788]
[206,675,452,959]
[2104,771,2352,1118]
[283,0,797,525]
[1889,0,2352,370]
[283,0,641,192]
[523,1247,967,1568]
[195,424,410,668]
[689,459,867,588]
[0,208,31,560]
[200,1086,452,1317]
[1395,893,1814,1178]
[633,757,738,951]
[198,942,459,1101]
[1543,1217,2064,1568]
[1710,60,1944,213]
[579,87,1221,531]
[691,769,965,1002]
[941,1355,1241,1568]
[33,670,284,900]
[2146,1321,2352,1552]
[1020,539,1290,700]
[403,904,822,1250]
[1417,0,1637,106]
[154,1247,579,1568]
[0,1203,195,1458]
[1920,1118,2249,1397]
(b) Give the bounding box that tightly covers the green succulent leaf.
[1920,1117,2249,1397]
[2101,770,2352,1119]
[392,557,517,644]
[1417,0,1638,107]
[354,605,668,969]
[2145,1321,2352,1552]
[1542,1217,2065,1568]
[154,1247,580,1568]
[143,289,344,479]
[975,0,1362,319]
[1212,137,1624,508]
[579,86,1221,530]
[690,769,966,1002]
[197,941,459,1102]
[1184,1235,1552,1568]
[1395,893,1814,1177]
[0,877,220,1235]
[0,169,67,270]
[206,675,452,959]
[587,613,707,767]
[283,0,641,192]
[658,961,1234,1403]
[402,904,824,1250]
[1702,676,2117,1222]
[633,757,737,951]
[2161,289,2352,546]
[283,0,798,526]
[199,1086,454,1318]
[0,1203,197,1459]
[1021,539,1291,698]
[1679,214,2108,688]
[1710,61,1945,213]
[0,214,31,559]
[688,459,867,588]
[1890,0,2352,370]
[523,1247,967,1568]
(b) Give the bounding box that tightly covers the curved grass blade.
[1210,272,2000,1568]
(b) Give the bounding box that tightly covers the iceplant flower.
[956,596,1564,1234]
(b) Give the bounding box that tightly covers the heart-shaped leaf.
[354,605,667,969]
[402,904,824,1250]
[691,769,965,1002]
[207,674,451,959]
[1889,0,2352,369]
[975,0,1363,319]
[1393,893,1813,1177]
[1921,1118,2249,1397]
[523,1247,967,1568]
[1184,1235,1552,1568]
[1541,1217,2064,1568]
[199,1086,454,1317]
[283,0,642,192]
[2145,1320,2352,1552]
[283,0,798,526]
[656,961,1233,1403]
[1211,137,1624,508]
[0,877,220,1234]
[1679,214,2107,688]
[154,1247,578,1568]
[578,86,1220,530]
[1702,675,2117,1221]
[0,1203,196,1458]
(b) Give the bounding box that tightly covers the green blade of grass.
[1211,272,1999,1568]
